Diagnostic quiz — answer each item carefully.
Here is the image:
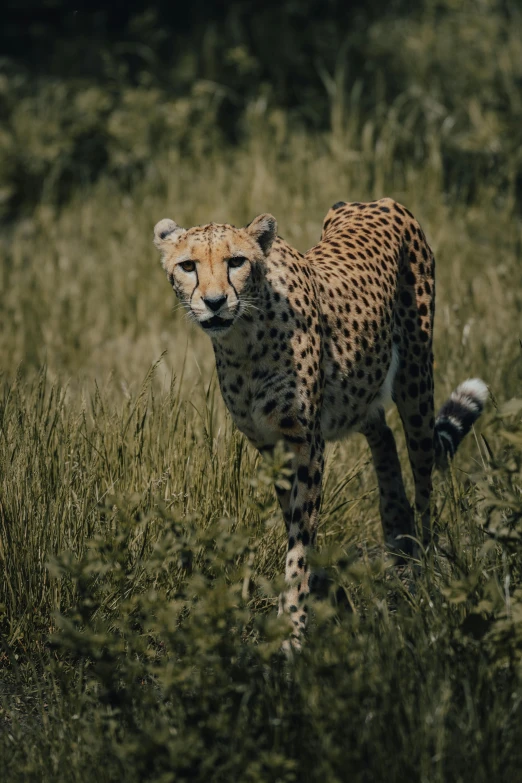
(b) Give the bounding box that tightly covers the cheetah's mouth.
[200,315,234,332]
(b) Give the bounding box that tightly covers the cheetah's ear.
[153,219,186,250]
[245,213,277,256]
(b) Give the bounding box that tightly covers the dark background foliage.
[2,0,522,218]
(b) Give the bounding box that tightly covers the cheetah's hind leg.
[360,408,415,558]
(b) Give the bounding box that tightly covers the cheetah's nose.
[203,295,227,313]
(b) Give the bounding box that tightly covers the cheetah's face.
[153,214,277,336]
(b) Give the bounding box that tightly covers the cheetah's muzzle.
[200,315,234,331]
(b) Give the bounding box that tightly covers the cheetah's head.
[153,214,277,336]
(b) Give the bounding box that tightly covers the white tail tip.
[451,378,489,407]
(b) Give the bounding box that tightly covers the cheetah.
[153,198,487,647]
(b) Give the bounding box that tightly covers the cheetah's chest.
[215,356,295,448]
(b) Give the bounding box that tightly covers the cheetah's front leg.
[277,427,324,649]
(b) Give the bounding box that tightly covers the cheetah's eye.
[179,260,196,273]
[228,256,247,269]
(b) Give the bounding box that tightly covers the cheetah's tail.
[434,378,489,469]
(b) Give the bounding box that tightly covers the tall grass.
[0,102,521,780]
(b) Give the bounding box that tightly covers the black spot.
[297,466,309,483]
[263,399,277,415]
[332,201,346,210]
[286,434,306,444]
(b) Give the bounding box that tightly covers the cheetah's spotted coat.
[154,198,487,646]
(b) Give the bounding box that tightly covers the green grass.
[0,120,521,782]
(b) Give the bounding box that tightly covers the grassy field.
[1,116,522,782]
